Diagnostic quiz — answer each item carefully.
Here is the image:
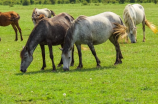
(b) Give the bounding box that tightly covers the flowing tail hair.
[145,19,158,34]
[113,23,127,39]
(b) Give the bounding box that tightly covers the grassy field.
[0,3,158,103]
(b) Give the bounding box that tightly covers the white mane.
[123,4,136,31]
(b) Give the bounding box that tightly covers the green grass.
[0,3,158,103]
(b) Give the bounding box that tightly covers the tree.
[130,0,135,3]
[119,0,125,3]
[50,0,56,4]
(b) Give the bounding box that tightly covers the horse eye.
[68,57,70,59]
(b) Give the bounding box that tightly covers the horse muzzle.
[20,68,27,73]
[63,68,69,71]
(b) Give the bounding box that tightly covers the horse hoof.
[52,69,56,72]
[57,64,62,67]
[15,39,18,41]
[96,65,101,68]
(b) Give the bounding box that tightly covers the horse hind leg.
[142,18,146,42]
[15,21,23,41]
[11,24,18,41]
[87,43,101,67]
[109,35,123,65]
[48,44,56,71]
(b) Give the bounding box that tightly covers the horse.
[20,13,74,73]
[61,12,127,71]
[123,4,158,43]
[32,8,55,25]
[0,11,23,41]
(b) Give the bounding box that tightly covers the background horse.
[61,12,127,71]
[0,11,23,41]
[32,8,55,25]
[20,13,74,73]
[123,4,158,43]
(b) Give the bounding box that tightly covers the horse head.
[20,46,33,73]
[128,27,137,43]
[61,47,72,71]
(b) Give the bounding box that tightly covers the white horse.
[61,12,127,71]
[123,4,158,43]
[32,8,55,25]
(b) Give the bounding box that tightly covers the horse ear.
[59,48,63,51]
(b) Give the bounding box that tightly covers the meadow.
[0,3,158,103]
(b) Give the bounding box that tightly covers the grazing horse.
[0,11,23,41]
[20,13,74,73]
[123,4,158,43]
[61,12,127,71]
[32,8,55,25]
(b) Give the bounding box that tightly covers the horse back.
[39,13,74,45]
[132,4,145,24]
[0,11,19,26]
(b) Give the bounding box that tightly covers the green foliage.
[82,0,88,5]
[22,0,30,5]
[130,0,135,2]
[50,0,56,4]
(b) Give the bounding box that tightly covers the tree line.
[0,0,158,6]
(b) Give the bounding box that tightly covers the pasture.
[0,3,158,103]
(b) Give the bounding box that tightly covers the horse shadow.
[15,65,117,75]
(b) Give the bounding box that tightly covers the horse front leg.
[11,24,18,41]
[40,44,46,70]
[87,43,101,67]
[142,19,146,42]
[76,44,83,69]
[48,44,56,71]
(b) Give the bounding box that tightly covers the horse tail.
[113,23,127,39]
[50,10,55,16]
[145,19,158,34]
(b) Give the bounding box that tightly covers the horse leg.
[142,17,146,42]
[58,44,63,67]
[11,24,18,41]
[40,44,46,70]
[76,44,83,69]
[15,22,23,41]
[48,44,56,71]
[87,43,101,67]
[109,36,123,65]
[71,45,74,66]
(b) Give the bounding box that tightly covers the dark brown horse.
[0,11,23,41]
[20,13,74,73]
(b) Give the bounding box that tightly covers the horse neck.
[26,30,43,55]
[125,6,136,30]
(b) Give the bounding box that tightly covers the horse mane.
[123,4,136,31]
[63,15,87,54]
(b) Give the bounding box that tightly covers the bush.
[22,0,30,5]
[82,0,88,5]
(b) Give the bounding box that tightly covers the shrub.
[82,0,88,5]
[22,0,30,5]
